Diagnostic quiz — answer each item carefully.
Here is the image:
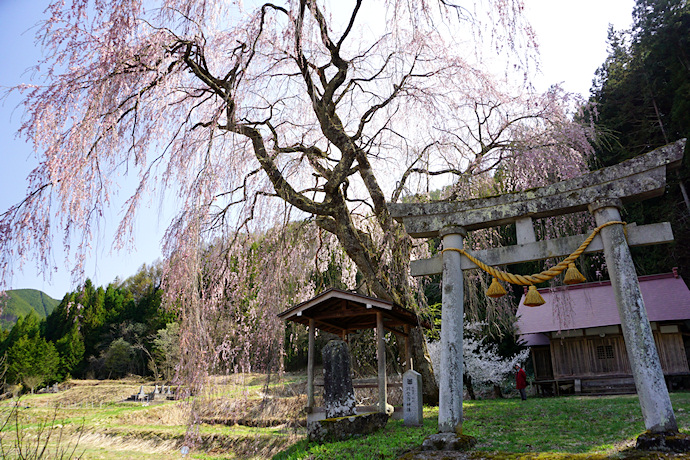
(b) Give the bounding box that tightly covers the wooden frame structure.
[278,288,426,413]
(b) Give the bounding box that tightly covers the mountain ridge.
[1,289,60,328]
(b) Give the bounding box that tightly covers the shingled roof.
[516,272,690,338]
[277,288,427,335]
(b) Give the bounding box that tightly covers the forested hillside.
[0,263,179,393]
[0,289,59,328]
[589,0,690,276]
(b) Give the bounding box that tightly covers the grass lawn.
[275,393,690,460]
[2,377,690,459]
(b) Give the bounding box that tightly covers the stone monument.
[403,369,423,427]
[307,339,388,442]
[322,339,356,418]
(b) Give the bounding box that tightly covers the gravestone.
[322,339,356,418]
[136,385,147,401]
[154,385,160,394]
[403,369,423,426]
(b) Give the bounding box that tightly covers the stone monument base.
[307,412,389,443]
[636,430,690,452]
[420,433,477,451]
[307,405,403,423]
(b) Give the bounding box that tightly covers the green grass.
[5,379,690,459]
[0,377,306,460]
[273,393,690,460]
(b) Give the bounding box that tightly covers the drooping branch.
[232,124,334,216]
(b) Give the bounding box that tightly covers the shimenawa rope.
[439,221,626,306]
[440,220,625,286]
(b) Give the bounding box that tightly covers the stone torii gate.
[387,139,686,435]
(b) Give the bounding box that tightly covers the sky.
[0,0,635,299]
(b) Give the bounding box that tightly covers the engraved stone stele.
[322,339,356,418]
[403,369,423,427]
[307,339,389,442]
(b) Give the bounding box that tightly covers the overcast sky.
[0,0,635,299]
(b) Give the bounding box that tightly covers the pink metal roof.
[516,273,690,334]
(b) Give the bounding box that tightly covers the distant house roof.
[516,272,690,337]
[277,288,427,335]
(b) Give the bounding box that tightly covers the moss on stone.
[635,430,690,452]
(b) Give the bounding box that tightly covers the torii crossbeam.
[387,139,686,434]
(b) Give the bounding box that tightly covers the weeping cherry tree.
[1,0,596,399]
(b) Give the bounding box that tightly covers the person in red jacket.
[514,364,527,400]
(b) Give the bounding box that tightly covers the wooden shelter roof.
[277,288,427,335]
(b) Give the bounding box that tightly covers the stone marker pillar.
[403,369,423,427]
[137,385,146,400]
[438,227,466,433]
[590,200,677,432]
[322,339,356,418]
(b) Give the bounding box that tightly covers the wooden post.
[404,324,413,371]
[307,318,315,412]
[376,311,387,413]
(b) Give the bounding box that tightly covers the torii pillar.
[387,139,686,434]
[438,227,466,433]
[590,199,676,431]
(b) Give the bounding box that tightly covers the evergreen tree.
[103,338,134,378]
[1,311,41,357]
[589,0,690,276]
[6,334,59,392]
[54,325,85,380]
[41,268,176,379]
